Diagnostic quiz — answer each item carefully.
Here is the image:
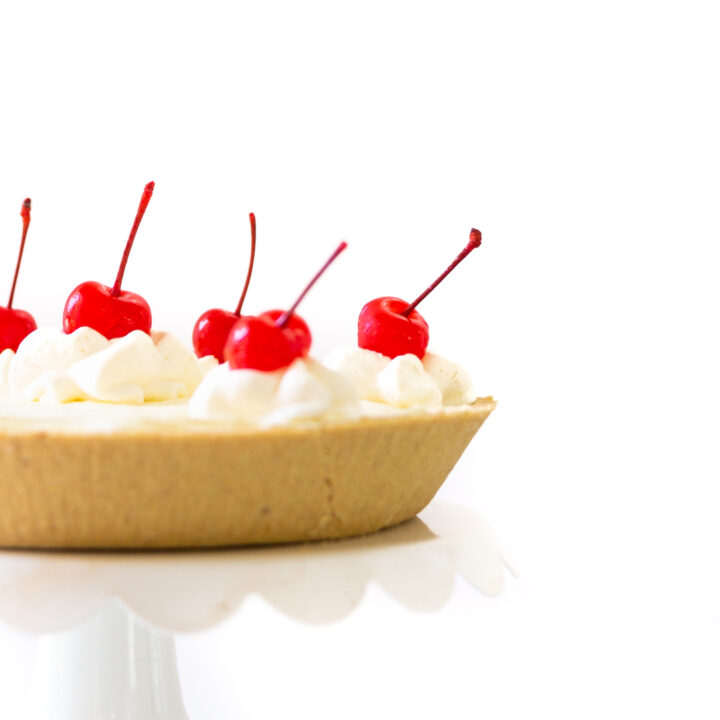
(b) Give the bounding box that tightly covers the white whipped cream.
[188,358,361,427]
[323,346,475,411]
[0,327,216,404]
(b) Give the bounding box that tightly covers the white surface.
[1,0,719,718]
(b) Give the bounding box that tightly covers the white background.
[1,0,719,717]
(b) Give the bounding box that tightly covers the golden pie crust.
[0,398,496,549]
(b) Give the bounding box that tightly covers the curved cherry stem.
[276,241,348,328]
[112,181,155,297]
[234,212,257,316]
[402,228,482,317]
[7,198,31,309]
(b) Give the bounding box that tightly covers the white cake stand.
[0,502,512,719]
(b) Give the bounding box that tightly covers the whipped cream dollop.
[188,358,361,427]
[323,346,475,411]
[0,327,216,404]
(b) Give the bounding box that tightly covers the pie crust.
[0,398,496,549]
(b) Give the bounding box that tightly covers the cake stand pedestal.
[0,502,512,719]
[34,601,188,720]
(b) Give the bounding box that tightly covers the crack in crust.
[309,430,342,537]
[322,474,341,528]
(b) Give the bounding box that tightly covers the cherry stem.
[111,181,155,297]
[276,241,348,328]
[234,213,257,316]
[7,198,31,309]
[401,228,482,317]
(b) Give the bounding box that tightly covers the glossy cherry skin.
[0,306,37,352]
[63,280,152,339]
[358,296,430,359]
[257,309,311,357]
[224,314,309,371]
[192,308,239,362]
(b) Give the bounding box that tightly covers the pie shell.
[0,398,496,549]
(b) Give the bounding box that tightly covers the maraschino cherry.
[358,228,482,359]
[0,199,37,352]
[224,241,348,372]
[192,213,257,362]
[63,182,155,339]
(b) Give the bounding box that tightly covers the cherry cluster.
[1,182,482,373]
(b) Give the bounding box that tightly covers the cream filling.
[0,398,196,434]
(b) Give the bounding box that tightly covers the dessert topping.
[2,326,215,404]
[224,241,347,372]
[193,213,257,362]
[358,228,482,359]
[63,182,155,339]
[0,199,37,352]
[324,346,475,410]
[188,356,360,426]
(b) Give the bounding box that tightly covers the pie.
[0,398,495,548]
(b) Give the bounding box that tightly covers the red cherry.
[0,198,37,352]
[258,309,311,357]
[63,281,151,339]
[193,308,240,362]
[63,182,154,339]
[224,315,301,372]
[358,228,482,359]
[0,307,37,353]
[358,297,429,359]
[224,241,347,371]
[192,213,257,361]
